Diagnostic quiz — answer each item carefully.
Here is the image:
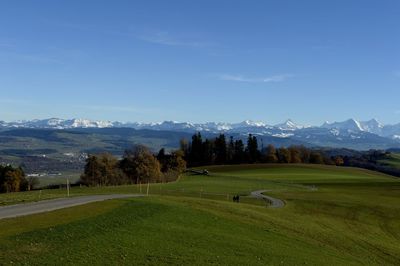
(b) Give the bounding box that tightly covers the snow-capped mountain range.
[1,118,400,150]
[0,118,305,132]
[1,118,399,139]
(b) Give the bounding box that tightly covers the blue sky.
[0,0,399,125]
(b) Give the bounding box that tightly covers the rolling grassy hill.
[380,153,400,169]
[0,164,400,265]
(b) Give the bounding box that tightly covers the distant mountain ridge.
[1,118,400,147]
[0,117,399,135]
[0,118,400,151]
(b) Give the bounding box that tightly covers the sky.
[0,0,399,125]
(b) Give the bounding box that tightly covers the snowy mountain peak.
[322,118,363,132]
[362,119,383,128]
[275,119,304,130]
[322,118,387,135]
[0,118,400,141]
[233,120,267,128]
[359,119,384,135]
[69,118,114,128]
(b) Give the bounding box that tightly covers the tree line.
[80,133,400,188]
[180,133,336,167]
[0,165,38,193]
[80,145,186,186]
[342,150,400,177]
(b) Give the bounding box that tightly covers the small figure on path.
[232,195,240,203]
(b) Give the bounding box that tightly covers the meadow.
[0,164,400,265]
[380,153,400,168]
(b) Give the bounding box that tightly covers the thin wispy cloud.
[218,74,294,83]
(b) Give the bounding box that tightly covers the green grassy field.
[1,164,400,265]
[36,171,82,188]
[380,153,400,168]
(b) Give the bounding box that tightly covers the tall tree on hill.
[157,148,168,172]
[81,153,127,186]
[277,147,291,163]
[289,146,302,163]
[81,155,102,186]
[214,134,227,164]
[120,145,162,183]
[233,139,245,164]
[227,136,235,163]
[179,139,189,158]
[0,165,27,193]
[334,156,344,166]
[246,134,260,163]
[309,152,324,164]
[189,132,203,166]
[169,150,187,173]
[263,144,278,163]
[298,146,311,163]
[158,149,187,175]
[202,139,214,165]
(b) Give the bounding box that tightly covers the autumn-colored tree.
[334,156,344,166]
[120,145,162,184]
[277,147,291,163]
[298,146,311,163]
[289,146,302,163]
[80,155,103,186]
[263,144,278,163]
[158,149,187,174]
[0,165,27,193]
[81,153,127,186]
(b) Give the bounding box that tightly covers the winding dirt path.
[250,190,285,208]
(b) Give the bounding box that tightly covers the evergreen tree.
[246,134,260,163]
[309,152,324,164]
[227,136,235,163]
[214,134,227,164]
[233,139,245,163]
[189,132,203,166]
[202,139,214,165]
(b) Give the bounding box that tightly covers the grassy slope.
[380,153,400,168]
[0,164,400,265]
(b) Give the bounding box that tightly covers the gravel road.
[0,194,142,220]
